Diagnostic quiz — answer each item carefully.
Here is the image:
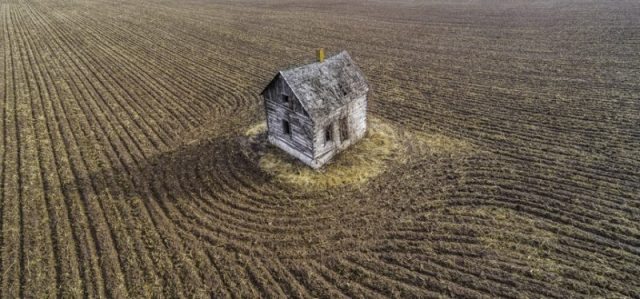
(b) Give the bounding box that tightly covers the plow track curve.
[0,0,638,297]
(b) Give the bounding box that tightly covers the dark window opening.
[325,125,332,144]
[340,117,349,142]
[282,94,289,103]
[282,120,291,135]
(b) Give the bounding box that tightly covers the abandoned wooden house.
[261,49,369,169]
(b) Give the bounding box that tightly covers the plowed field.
[0,0,639,297]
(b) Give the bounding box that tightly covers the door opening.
[339,117,349,142]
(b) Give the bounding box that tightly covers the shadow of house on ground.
[59,136,288,255]
[59,130,482,261]
[63,136,270,206]
[58,134,415,258]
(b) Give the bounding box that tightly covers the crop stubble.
[0,0,638,297]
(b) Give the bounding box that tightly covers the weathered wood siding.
[312,95,367,165]
[263,76,314,161]
[264,74,368,169]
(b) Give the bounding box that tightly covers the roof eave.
[279,72,316,122]
[259,72,283,95]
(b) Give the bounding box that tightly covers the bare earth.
[0,0,639,297]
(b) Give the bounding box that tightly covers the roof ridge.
[263,50,368,121]
[282,50,349,73]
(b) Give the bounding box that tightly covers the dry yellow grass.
[243,122,267,137]
[247,118,472,190]
[412,131,473,156]
[252,118,400,189]
[2,0,637,296]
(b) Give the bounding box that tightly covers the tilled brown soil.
[0,0,638,297]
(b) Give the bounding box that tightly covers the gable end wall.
[263,76,315,161]
[312,95,367,166]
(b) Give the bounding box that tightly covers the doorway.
[339,117,349,143]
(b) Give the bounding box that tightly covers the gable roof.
[262,51,369,120]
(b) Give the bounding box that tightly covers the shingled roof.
[263,51,368,120]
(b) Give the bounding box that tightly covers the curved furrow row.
[325,256,441,298]
[56,7,258,119]
[33,9,180,149]
[41,7,221,126]
[379,253,533,298]
[468,162,638,210]
[36,9,165,160]
[387,252,581,298]
[438,195,640,275]
[99,1,284,75]
[348,254,494,298]
[47,5,207,130]
[458,167,639,221]
[376,96,639,170]
[157,7,638,123]
[188,141,343,218]
[376,102,639,195]
[147,137,391,258]
[240,254,287,298]
[208,141,338,209]
[289,261,351,299]
[365,159,639,294]
[308,259,385,298]
[449,159,640,251]
[1,0,638,296]
[51,9,224,120]
[181,180,334,238]
[385,215,635,294]
[260,256,313,298]
[463,173,640,233]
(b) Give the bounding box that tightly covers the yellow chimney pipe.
[317,48,325,63]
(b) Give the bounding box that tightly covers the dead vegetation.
[0,0,638,297]
[252,118,401,189]
[249,117,472,190]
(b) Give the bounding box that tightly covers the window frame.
[340,117,349,142]
[282,119,291,136]
[324,124,333,144]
